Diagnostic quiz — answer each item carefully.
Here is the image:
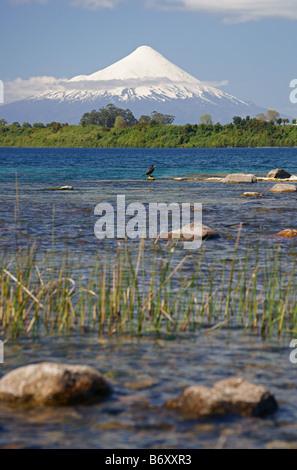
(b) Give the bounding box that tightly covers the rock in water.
[276,229,297,238]
[0,363,111,406]
[165,377,277,417]
[165,223,220,240]
[241,192,264,197]
[222,174,257,184]
[52,186,73,191]
[267,169,291,179]
[268,184,297,193]
[42,186,74,191]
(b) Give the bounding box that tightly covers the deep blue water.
[0,147,297,184]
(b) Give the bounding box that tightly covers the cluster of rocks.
[218,169,297,195]
[169,169,297,240]
[0,363,278,419]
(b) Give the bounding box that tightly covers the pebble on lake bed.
[42,186,73,191]
[241,192,264,197]
[51,186,73,191]
[0,362,111,406]
[165,377,278,418]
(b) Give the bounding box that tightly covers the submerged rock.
[222,174,257,184]
[147,177,155,181]
[0,362,111,406]
[267,169,291,179]
[268,184,297,193]
[165,223,220,240]
[241,192,264,197]
[165,377,277,418]
[46,186,74,191]
[276,229,297,238]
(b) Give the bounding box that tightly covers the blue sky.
[1,0,297,116]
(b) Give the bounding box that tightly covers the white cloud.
[71,0,125,8]
[200,80,229,88]
[3,75,228,103]
[8,0,49,5]
[7,0,297,22]
[143,0,297,23]
[69,0,297,22]
[3,76,68,103]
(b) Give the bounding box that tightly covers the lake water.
[0,147,297,449]
[0,147,297,255]
[0,147,297,183]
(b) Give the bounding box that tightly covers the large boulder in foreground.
[165,377,277,418]
[268,184,297,193]
[164,223,220,240]
[222,174,257,184]
[267,169,291,179]
[0,363,110,406]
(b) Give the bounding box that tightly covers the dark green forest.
[1,105,297,148]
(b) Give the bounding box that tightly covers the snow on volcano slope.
[70,45,199,83]
[0,46,265,124]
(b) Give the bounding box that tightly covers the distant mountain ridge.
[0,46,266,124]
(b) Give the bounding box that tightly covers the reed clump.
[0,237,297,338]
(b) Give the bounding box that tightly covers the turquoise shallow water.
[1,147,297,449]
[0,147,297,257]
[0,147,297,183]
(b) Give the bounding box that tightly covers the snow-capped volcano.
[71,46,198,83]
[0,46,265,124]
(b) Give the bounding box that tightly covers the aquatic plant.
[1,233,297,338]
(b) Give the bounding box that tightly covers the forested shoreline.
[1,105,297,148]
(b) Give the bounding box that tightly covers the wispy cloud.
[71,0,125,9]
[2,75,228,103]
[200,80,229,88]
[8,0,50,5]
[7,0,297,22]
[70,0,297,22]
[144,0,297,23]
[3,76,67,103]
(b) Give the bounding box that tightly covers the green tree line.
[1,106,297,148]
